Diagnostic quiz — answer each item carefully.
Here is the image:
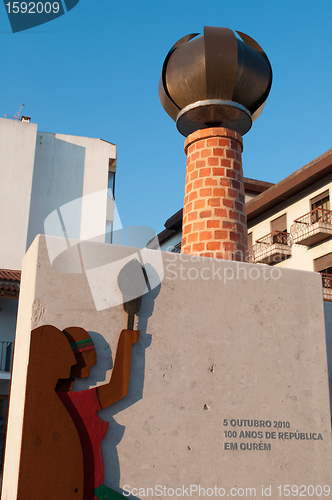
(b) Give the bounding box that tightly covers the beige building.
[247,149,332,302]
[156,149,332,303]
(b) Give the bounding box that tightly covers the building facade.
[156,149,332,302]
[0,116,116,271]
[0,116,117,467]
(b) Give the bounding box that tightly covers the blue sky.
[1,0,332,236]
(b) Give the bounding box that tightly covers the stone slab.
[2,235,332,500]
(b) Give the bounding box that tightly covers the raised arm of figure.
[96,329,139,409]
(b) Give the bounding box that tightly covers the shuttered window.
[271,214,287,233]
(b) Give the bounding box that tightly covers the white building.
[0,116,117,466]
[0,116,116,270]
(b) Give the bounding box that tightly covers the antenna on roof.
[4,104,26,121]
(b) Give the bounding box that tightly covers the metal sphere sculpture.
[159,26,272,137]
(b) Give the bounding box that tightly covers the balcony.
[321,273,332,302]
[290,208,332,246]
[252,231,292,264]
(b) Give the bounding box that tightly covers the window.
[314,253,332,275]
[311,191,330,223]
[270,214,287,244]
[108,171,115,200]
[247,232,253,252]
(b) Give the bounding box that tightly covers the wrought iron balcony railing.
[290,208,332,246]
[293,208,332,227]
[322,273,332,289]
[254,231,291,247]
[321,273,332,302]
[252,231,291,264]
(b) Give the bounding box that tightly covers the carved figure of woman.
[17,325,138,500]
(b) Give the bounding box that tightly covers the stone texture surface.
[2,235,332,500]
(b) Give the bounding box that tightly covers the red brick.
[223,199,234,208]
[222,221,235,229]
[223,242,235,251]
[207,242,221,250]
[200,210,212,218]
[200,231,213,241]
[183,202,192,214]
[241,235,248,245]
[196,160,206,168]
[189,191,198,201]
[231,140,241,152]
[195,141,206,150]
[226,150,235,159]
[193,221,205,231]
[205,178,217,186]
[190,170,198,181]
[199,168,211,177]
[228,189,238,198]
[220,159,231,168]
[184,224,192,234]
[200,188,212,197]
[220,178,231,187]
[194,179,204,189]
[201,148,212,158]
[233,160,242,172]
[232,180,240,190]
[201,252,214,258]
[235,201,244,212]
[213,148,225,157]
[226,169,236,179]
[229,211,239,220]
[188,232,198,243]
[186,182,193,193]
[194,200,205,209]
[230,232,241,242]
[188,211,198,221]
[215,208,227,217]
[186,163,195,173]
[208,157,219,166]
[215,230,228,239]
[207,220,220,228]
[193,243,205,252]
[213,188,225,197]
[240,214,246,224]
[187,144,195,155]
[208,198,221,207]
[212,168,225,176]
[191,151,200,161]
[206,138,218,147]
[218,138,229,147]
[184,195,189,204]
[182,245,191,254]
[182,236,186,245]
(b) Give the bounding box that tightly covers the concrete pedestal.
[2,236,332,499]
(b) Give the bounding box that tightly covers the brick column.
[181,127,248,261]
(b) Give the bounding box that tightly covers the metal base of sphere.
[176,100,252,137]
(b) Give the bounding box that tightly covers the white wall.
[0,118,116,271]
[0,118,37,270]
